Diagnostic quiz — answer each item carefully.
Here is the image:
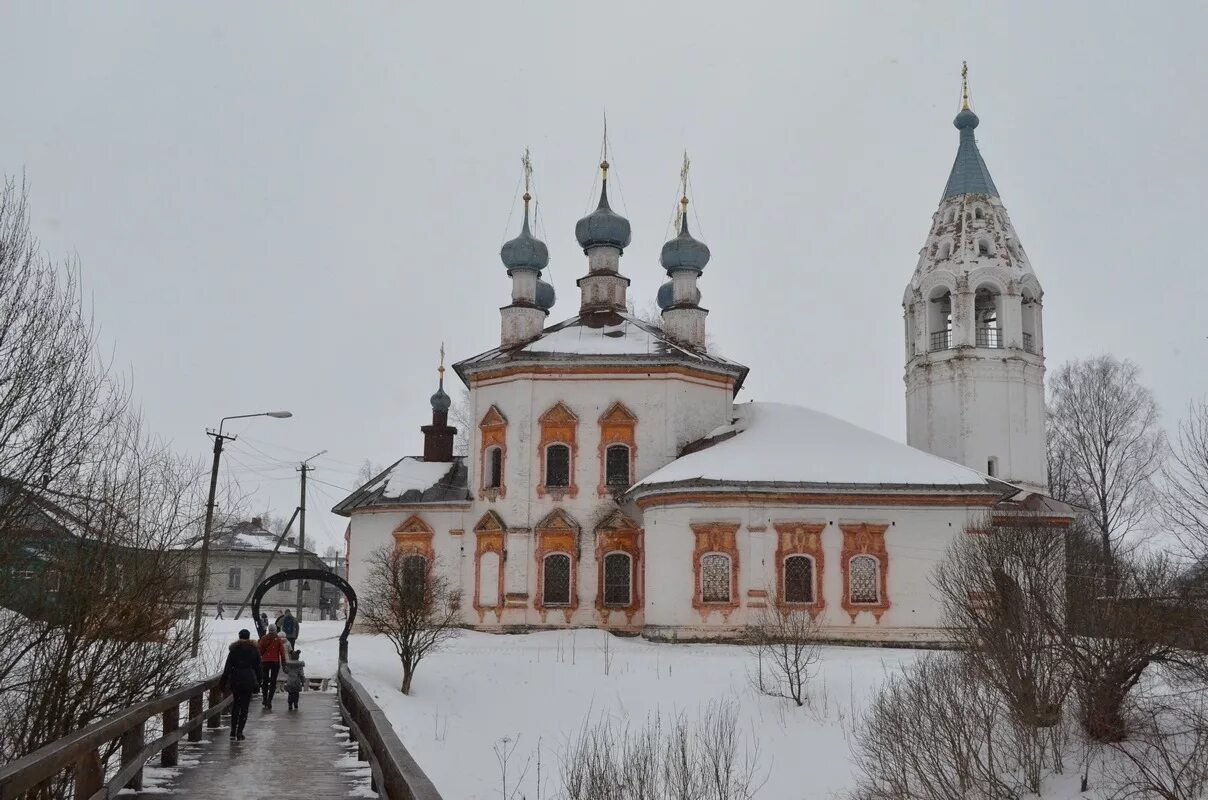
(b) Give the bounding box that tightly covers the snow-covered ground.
[200,619,1127,799]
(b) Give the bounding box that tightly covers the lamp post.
[190,410,292,658]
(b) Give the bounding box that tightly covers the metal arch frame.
[250,569,357,663]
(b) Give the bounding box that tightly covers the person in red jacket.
[257,624,287,709]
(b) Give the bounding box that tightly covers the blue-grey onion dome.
[500,203,549,273]
[657,280,674,310]
[535,278,556,311]
[954,108,980,130]
[574,179,632,252]
[656,280,701,310]
[430,384,451,413]
[659,214,710,273]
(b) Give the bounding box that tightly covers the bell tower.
[903,65,1047,492]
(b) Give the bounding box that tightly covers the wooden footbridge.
[0,665,442,800]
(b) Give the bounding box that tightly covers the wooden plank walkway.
[131,691,374,799]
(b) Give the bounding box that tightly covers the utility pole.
[295,451,325,638]
[188,411,292,659]
[191,429,234,658]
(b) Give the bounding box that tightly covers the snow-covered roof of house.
[331,457,470,517]
[205,519,316,556]
[631,402,998,495]
[454,312,748,391]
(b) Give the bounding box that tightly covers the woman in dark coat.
[219,629,262,740]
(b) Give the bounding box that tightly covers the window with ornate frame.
[783,555,815,604]
[401,554,428,605]
[604,444,630,488]
[543,553,572,606]
[700,553,732,603]
[485,446,503,489]
[602,551,632,607]
[228,568,241,590]
[545,444,571,488]
[848,555,880,604]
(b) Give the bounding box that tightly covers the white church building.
[334,82,1075,643]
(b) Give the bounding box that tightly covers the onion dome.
[574,163,632,252]
[657,280,700,310]
[500,195,549,273]
[430,380,451,414]
[659,205,710,273]
[535,278,556,311]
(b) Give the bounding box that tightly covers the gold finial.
[521,147,533,208]
[438,342,445,380]
[676,151,691,230]
[960,61,971,111]
[600,110,610,178]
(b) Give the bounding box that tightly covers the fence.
[0,674,230,800]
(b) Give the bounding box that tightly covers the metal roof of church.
[942,108,999,200]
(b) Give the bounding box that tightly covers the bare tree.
[933,516,1071,728]
[448,388,471,458]
[0,417,207,792]
[1047,356,1165,568]
[1161,399,1208,562]
[0,177,126,536]
[360,544,461,694]
[745,595,822,707]
[1106,692,1208,800]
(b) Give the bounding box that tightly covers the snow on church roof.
[633,402,994,492]
[331,457,470,516]
[455,312,746,377]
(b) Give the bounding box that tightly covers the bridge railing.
[0,673,231,800]
[337,664,443,800]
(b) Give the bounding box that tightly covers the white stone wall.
[642,500,986,641]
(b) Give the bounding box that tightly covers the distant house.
[0,481,86,618]
[180,517,329,618]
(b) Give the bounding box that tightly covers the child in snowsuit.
[283,650,306,711]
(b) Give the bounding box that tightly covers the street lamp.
[190,410,292,657]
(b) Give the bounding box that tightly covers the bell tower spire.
[903,67,1048,492]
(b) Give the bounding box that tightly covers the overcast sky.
[2,3,1205,552]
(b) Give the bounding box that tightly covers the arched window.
[400,554,428,605]
[973,207,985,220]
[1021,292,1039,354]
[603,552,632,606]
[545,444,570,488]
[543,553,571,605]
[849,555,880,604]
[700,553,732,603]
[928,288,953,351]
[977,238,993,257]
[975,287,1002,348]
[485,446,503,489]
[987,456,998,477]
[938,241,952,260]
[605,444,630,488]
[783,555,815,604]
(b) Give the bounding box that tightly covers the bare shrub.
[1105,693,1208,800]
[560,700,764,800]
[850,653,1069,800]
[934,517,1071,728]
[360,545,461,694]
[745,595,821,707]
[1162,399,1208,562]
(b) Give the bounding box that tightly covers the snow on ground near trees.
[202,619,1116,799]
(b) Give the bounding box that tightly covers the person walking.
[219,629,261,741]
[215,600,225,620]
[282,649,306,711]
[257,624,287,709]
[280,608,298,650]
[259,612,269,631]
